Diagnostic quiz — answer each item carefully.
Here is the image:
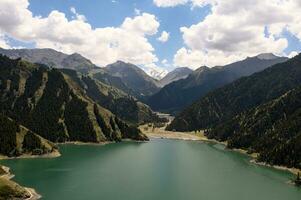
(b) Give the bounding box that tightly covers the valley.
[1,1,301,199]
[1,49,301,199]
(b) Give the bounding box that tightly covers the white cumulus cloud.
[0,0,160,67]
[70,7,87,22]
[153,0,212,7]
[173,0,301,68]
[157,31,170,42]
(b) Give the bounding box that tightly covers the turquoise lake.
[1,139,300,200]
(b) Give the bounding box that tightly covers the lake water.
[1,140,300,200]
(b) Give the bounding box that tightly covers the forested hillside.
[148,54,287,114]
[168,54,301,131]
[0,55,147,145]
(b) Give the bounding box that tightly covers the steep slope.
[104,61,160,99]
[0,55,147,143]
[0,177,31,200]
[62,69,162,124]
[168,54,301,132]
[0,48,99,73]
[206,86,301,169]
[148,54,287,114]
[0,114,57,157]
[159,67,193,86]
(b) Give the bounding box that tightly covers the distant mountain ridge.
[159,67,193,86]
[103,61,161,98]
[0,48,99,73]
[141,65,168,81]
[167,54,301,132]
[147,53,288,114]
[0,48,163,123]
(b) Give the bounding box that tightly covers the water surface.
[1,140,300,200]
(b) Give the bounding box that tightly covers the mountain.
[0,55,147,144]
[206,86,301,169]
[148,54,288,114]
[0,114,57,157]
[0,48,161,125]
[61,69,162,125]
[0,48,99,73]
[141,65,168,80]
[104,61,161,98]
[167,54,301,132]
[159,67,193,86]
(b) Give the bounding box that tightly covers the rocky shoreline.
[0,165,41,200]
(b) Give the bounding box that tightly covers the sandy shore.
[139,123,226,143]
[0,150,61,160]
[250,160,301,176]
[63,141,112,146]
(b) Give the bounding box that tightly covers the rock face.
[159,67,193,87]
[0,55,147,145]
[104,61,161,99]
[147,54,288,114]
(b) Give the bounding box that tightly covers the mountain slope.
[148,54,287,114]
[205,86,301,168]
[0,55,147,143]
[159,67,193,86]
[62,69,162,124]
[0,114,57,157]
[0,48,99,73]
[104,61,160,99]
[167,54,301,132]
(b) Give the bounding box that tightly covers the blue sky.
[15,0,210,70]
[1,0,301,73]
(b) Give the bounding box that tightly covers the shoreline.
[62,141,112,146]
[0,150,61,161]
[1,123,300,198]
[0,166,41,200]
[139,122,301,177]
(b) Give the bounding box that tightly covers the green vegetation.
[64,93,98,142]
[207,87,301,168]
[64,69,164,125]
[148,55,287,114]
[0,55,147,153]
[0,177,30,200]
[168,54,301,170]
[0,114,57,157]
[168,54,301,132]
[0,115,19,156]
[295,173,301,186]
